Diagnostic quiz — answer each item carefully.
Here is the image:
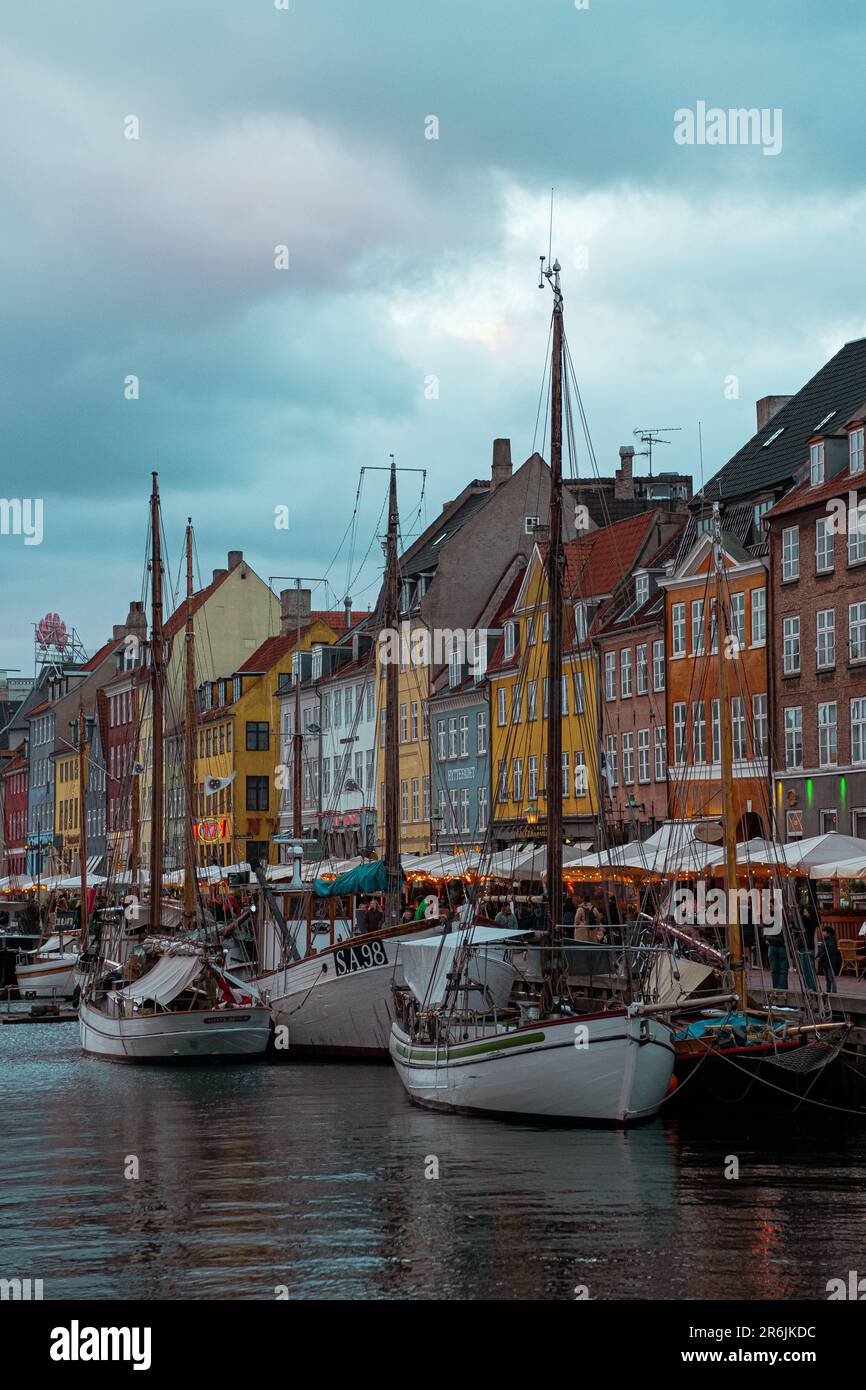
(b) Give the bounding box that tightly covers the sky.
[2,0,866,674]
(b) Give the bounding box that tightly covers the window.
[233,676,242,704]
[691,600,705,655]
[692,701,706,763]
[476,709,487,755]
[423,775,430,820]
[604,651,616,701]
[458,714,469,757]
[411,701,419,740]
[527,681,537,721]
[513,758,523,803]
[622,733,634,786]
[810,441,825,487]
[848,504,866,564]
[654,726,667,781]
[751,587,766,645]
[784,707,803,769]
[497,759,508,801]
[574,605,588,643]
[246,841,269,866]
[673,703,687,763]
[731,592,746,649]
[753,693,768,757]
[620,648,632,698]
[711,699,721,764]
[605,734,617,786]
[638,729,650,783]
[817,609,835,669]
[731,696,746,759]
[503,622,516,660]
[851,426,865,476]
[816,517,835,574]
[527,754,538,800]
[412,777,420,822]
[401,779,409,823]
[653,639,665,692]
[635,574,649,606]
[399,704,407,742]
[246,776,269,811]
[478,785,488,832]
[818,703,837,768]
[448,716,458,759]
[542,612,549,642]
[574,670,586,713]
[366,683,374,720]
[449,648,462,688]
[561,674,569,716]
[782,616,800,674]
[709,597,719,654]
[850,603,866,662]
[561,751,570,798]
[754,498,772,532]
[672,603,686,657]
[635,645,648,695]
[543,678,549,718]
[852,698,866,764]
[511,685,522,724]
[497,686,507,726]
[524,515,540,534]
[437,720,447,761]
[526,615,537,646]
[781,526,799,581]
[460,787,470,833]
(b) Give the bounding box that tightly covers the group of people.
[764,899,843,995]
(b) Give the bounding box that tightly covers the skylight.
[813,410,837,431]
[762,427,784,448]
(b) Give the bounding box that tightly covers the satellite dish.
[693,821,724,844]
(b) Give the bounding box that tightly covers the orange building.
[660,527,770,836]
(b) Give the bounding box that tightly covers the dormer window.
[850,426,865,476]
[524,515,541,534]
[448,646,462,688]
[634,574,649,606]
[810,441,825,487]
[312,646,323,680]
[574,603,588,643]
[503,621,516,660]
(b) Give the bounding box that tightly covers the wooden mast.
[149,473,165,931]
[545,260,564,962]
[383,456,401,926]
[77,691,89,947]
[712,500,745,1007]
[292,577,303,840]
[183,519,197,930]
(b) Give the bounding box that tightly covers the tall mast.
[149,473,165,930]
[544,259,564,951]
[77,691,88,947]
[293,577,303,839]
[712,501,745,1006]
[383,456,401,925]
[183,519,197,930]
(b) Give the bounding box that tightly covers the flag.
[204,773,236,797]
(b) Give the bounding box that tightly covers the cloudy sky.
[2,0,865,674]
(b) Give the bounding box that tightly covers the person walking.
[816,923,841,995]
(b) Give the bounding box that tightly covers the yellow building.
[488,545,600,845]
[54,748,82,871]
[375,619,431,856]
[194,615,344,867]
[138,551,280,863]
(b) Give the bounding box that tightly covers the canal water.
[2,1020,866,1301]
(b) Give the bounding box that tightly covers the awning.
[112,953,204,1007]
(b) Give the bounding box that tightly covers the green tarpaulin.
[312,860,398,898]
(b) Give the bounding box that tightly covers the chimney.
[615,445,635,501]
[344,595,353,628]
[112,625,125,640]
[491,438,513,489]
[212,567,228,584]
[280,586,312,635]
[756,396,792,433]
[125,600,147,640]
[228,549,243,570]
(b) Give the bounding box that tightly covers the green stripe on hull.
[393,1030,547,1063]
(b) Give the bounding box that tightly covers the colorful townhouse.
[2,752,29,878]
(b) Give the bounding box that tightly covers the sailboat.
[253,459,441,1057]
[79,479,272,1061]
[388,260,676,1124]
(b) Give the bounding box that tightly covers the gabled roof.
[563,511,658,600]
[701,337,866,504]
[80,636,122,671]
[400,487,492,579]
[164,569,233,641]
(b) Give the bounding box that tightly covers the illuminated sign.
[193,817,228,843]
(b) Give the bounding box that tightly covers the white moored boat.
[16,935,80,999]
[79,944,271,1062]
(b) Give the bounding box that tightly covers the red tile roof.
[163,569,233,641]
[236,612,369,675]
[765,467,862,520]
[81,636,122,671]
[561,512,658,599]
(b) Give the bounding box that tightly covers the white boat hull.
[389,1009,675,1124]
[257,927,438,1057]
[79,997,272,1062]
[16,953,79,999]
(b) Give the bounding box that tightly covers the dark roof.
[400,487,491,578]
[675,500,756,567]
[765,464,864,520]
[701,337,866,504]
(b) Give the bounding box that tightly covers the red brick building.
[2,751,29,876]
[766,404,866,840]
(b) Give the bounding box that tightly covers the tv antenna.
[633,426,681,478]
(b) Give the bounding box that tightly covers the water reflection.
[1,1023,864,1300]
